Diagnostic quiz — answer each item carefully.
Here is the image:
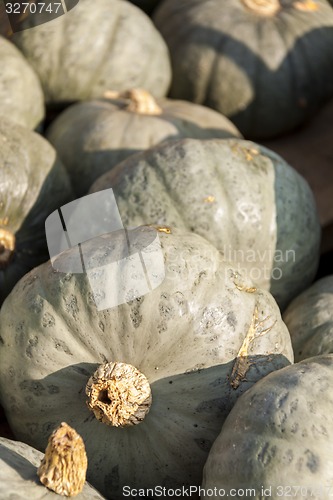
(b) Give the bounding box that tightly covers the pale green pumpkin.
[0,35,44,129]
[0,117,73,306]
[90,138,321,310]
[153,0,333,139]
[46,89,241,196]
[11,0,171,104]
[202,355,333,499]
[283,276,333,361]
[0,227,293,499]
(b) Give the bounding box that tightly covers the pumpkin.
[0,226,293,498]
[10,0,171,105]
[46,88,241,196]
[202,354,333,498]
[0,431,104,498]
[283,275,333,362]
[89,138,320,310]
[0,35,44,129]
[153,0,333,139]
[0,117,73,306]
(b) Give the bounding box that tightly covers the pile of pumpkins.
[1,0,333,498]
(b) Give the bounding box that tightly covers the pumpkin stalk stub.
[242,0,280,15]
[103,88,162,115]
[37,422,88,497]
[86,362,152,427]
[0,228,15,269]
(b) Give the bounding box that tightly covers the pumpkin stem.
[103,88,162,115]
[37,422,88,497]
[242,0,280,15]
[86,362,152,428]
[293,0,319,11]
[0,228,15,269]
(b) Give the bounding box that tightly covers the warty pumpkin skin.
[153,0,333,139]
[202,355,333,499]
[89,138,321,310]
[46,89,241,196]
[0,437,105,498]
[11,0,171,105]
[0,35,44,129]
[0,227,293,499]
[0,117,73,306]
[283,276,333,362]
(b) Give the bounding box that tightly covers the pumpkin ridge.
[86,4,122,100]
[203,29,228,108]
[140,23,164,97]
[272,13,298,117]
[26,269,103,364]
[51,12,69,102]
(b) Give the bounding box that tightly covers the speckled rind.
[89,137,320,309]
[0,117,73,306]
[153,0,333,138]
[283,276,333,361]
[202,355,333,499]
[0,36,44,129]
[0,228,293,499]
[46,97,241,196]
[11,0,171,103]
[0,437,104,499]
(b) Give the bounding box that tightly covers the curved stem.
[293,0,318,12]
[86,362,152,428]
[103,88,162,115]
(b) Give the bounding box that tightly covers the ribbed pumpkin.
[0,227,293,499]
[283,276,333,361]
[0,117,73,306]
[10,0,171,104]
[0,35,44,129]
[153,0,333,139]
[0,436,104,498]
[46,89,241,196]
[202,355,333,498]
[90,138,320,310]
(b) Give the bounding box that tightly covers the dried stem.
[103,88,162,115]
[293,0,318,12]
[37,422,87,497]
[242,0,280,15]
[230,305,277,389]
[0,228,15,269]
[86,362,152,427]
